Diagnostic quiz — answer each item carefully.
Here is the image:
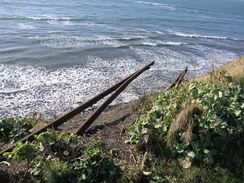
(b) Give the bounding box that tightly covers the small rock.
[110,148,120,157]
[124,140,131,144]
[0,161,10,167]
[63,151,70,156]
[142,171,151,176]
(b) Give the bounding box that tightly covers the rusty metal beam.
[0,61,154,156]
[167,67,188,90]
[74,61,154,135]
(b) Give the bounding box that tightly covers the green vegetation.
[1,59,243,182]
[43,159,76,183]
[129,74,244,182]
[74,142,121,183]
[0,117,37,143]
[3,130,121,183]
[35,129,83,160]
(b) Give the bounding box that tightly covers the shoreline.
[1,55,242,119]
[32,56,244,134]
[1,56,243,183]
[1,56,243,123]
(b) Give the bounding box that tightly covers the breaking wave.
[173,32,243,41]
[0,44,237,119]
[18,23,36,30]
[135,1,175,10]
[27,35,187,49]
[0,59,153,118]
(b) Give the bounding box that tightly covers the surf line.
[0,61,154,156]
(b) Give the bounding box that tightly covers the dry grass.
[166,104,200,146]
[193,56,244,83]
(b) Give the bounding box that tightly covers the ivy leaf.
[204,149,210,154]
[181,157,192,169]
[235,110,241,116]
[187,151,195,158]
[218,91,223,98]
[141,128,148,135]
[155,124,161,128]
[3,152,12,157]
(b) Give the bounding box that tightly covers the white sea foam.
[28,15,71,21]
[121,36,148,41]
[35,35,186,49]
[141,42,157,46]
[30,34,187,49]
[35,35,151,48]
[154,31,165,35]
[135,1,175,10]
[158,41,187,46]
[27,36,40,40]
[40,36,119,48]
[133,41,187,47]
[28,15,74,26]
[173,32,242,41]
[47,19,74,26]
[0,44,238,118]
[18,23,36,30]
[132,45,237,76]
[0,59,153,118]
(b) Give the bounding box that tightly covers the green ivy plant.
[129,81,244,170]
[3,142,38,171]
[0,117,37,143]
[3,132,121,182]
[74,142,121,183]
[44,159,75,183]
[35,129,83,160]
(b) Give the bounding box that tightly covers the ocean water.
[0,0,244,118]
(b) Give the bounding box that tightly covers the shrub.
[129,81,244,170]
[3,141,38,172]
[44,159,75,183]
[0,117,37,143]
[3,142,38,162]
[35,129,83,160]
[4,131,121,182]
[74,142,121,183]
